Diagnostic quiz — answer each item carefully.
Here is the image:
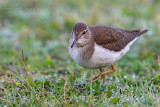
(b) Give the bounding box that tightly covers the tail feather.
[139,29,148,36]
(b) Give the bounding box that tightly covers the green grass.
[0,0,160,106]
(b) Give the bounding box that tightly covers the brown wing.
[88,25,147,51]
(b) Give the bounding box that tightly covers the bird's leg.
[99,63,117,85]
[102,64,117,75]
[101,65,116,74]
[100,68,105,85]
[86,72,101,82]
[87,63,117,84]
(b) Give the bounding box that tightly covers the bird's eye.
[82,30,86,35]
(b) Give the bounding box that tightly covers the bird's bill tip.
[71,39,77,48]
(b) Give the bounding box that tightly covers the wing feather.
[88,25,143,51]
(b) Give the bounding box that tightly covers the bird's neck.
[79,39,94,60]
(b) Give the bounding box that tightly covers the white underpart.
[69,34,84,66]
[90,37,138,68]
[69,37,138,69]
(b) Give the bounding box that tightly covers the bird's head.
[70,23,91,48]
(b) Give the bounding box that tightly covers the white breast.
[89,37,138,68]
[69,37,138,69]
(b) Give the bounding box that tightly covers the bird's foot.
[100,64,116,85]
[86,73,101,82]
[87,63,117,85]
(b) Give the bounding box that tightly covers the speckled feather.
[88,25,148,51]
[69,23,148,69]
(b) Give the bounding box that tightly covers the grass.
[0,0,160,106]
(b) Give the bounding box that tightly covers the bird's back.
[88,25,148,51]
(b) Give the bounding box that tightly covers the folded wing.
[88,25,148,51]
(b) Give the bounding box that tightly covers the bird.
[69,22,148,85]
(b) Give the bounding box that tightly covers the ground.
[0,0,160,106]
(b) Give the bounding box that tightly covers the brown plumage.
[69,22,148,85]
[88,25,148,51]
[73,23,87,39]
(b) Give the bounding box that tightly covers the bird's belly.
[69,43,129,69]
[90,38,139,68]
[89,43,129,68]
[69,37,138,69]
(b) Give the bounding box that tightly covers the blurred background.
[0,0,160,106]
[0,0,160,75]
[0,0,160,73]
